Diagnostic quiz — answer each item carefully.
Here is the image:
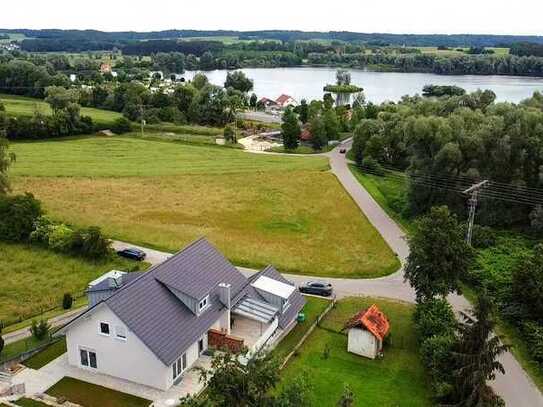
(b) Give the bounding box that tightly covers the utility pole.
[463,180,488,246]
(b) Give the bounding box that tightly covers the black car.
[117,247,146,261]
[339,148,347,154]
[299,281,333,297]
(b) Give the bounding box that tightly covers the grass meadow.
[279,297,432,406]
[10,137,399,278]
[0,242,136,324]
[0,94,123,126]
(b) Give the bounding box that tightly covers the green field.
[0,242,137,324]
[280,297,432,406]
[0,94,123,126]
[10,137,399,278]
[416,46,510,56]
[274,296,331,360]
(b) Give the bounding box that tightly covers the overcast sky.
[1,0,542,36]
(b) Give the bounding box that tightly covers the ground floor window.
[172,352,187,380]
[80,349,97,369]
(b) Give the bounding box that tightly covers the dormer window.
[198,296,209,311]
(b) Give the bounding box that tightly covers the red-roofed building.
[275,94,297,108]
[343,304,390,359]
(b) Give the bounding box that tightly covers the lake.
[184,67,543,104]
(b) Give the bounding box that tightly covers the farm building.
[343,304,390,359]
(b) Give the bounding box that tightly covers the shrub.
[48,223,75,252]
[111,117,132,134]
[30,215,55,245]
[522,322,543,365]
[459,223,497,248]
[413,298,456,339]
[62,293,73,310]
[70,226,111,259]
[30,319,50,340]
[0,193,43,242]
[419,333,456,397]
[223,125,236,143]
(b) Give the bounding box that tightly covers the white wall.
[347,328,379,359]
[65,304,170,390]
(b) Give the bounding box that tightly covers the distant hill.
[1,28,543,48]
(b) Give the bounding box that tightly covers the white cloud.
[1,0,541,35]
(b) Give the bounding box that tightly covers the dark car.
[339,148,347,154]
[117,247,146,261]
[299,281,333,297]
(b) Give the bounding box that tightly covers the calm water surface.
[185,67,543,104]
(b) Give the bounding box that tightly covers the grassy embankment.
[280,297,433,406]
[10,137,399,279]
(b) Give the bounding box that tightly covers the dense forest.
[351,89,543,229]
[3,28,543,47]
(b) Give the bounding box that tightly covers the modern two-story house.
[55,238,305,391]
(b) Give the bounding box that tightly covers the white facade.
[347,328,381,359]
[64,303,226,390]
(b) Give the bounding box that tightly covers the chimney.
[218,283,231,309]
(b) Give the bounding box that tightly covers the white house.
[56,238,305,391]
[343,304,390,359]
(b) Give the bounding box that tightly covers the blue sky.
[1,0,541,35]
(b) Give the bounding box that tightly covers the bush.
[111,117,132,134]
[30,319,50,340]
[223,125,236,143]
[48,223,75,252]
[413,298,456,339]
[70,226,111,259]
[62,293,73,310]
[0,193,43,242]
[459,223,497,248]
[420,334,455,398]
[522,322,543,365]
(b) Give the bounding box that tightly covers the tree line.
[351,88,543,229]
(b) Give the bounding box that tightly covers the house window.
[80,349,97,369]
[172,353,187,380]
[115,326,127,340]
[99,322,110,336]
[198,296,209,311]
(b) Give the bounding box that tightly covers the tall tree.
[281,107,301,150]
[225,71,254,93]
[0,130,15,194]
[404,206,474,302]
[309,115,328,150]
[451,293,509,407]
[298,99,309,124]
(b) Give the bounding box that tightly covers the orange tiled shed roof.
[343,304,390,341]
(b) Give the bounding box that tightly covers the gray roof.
[104,238,248,366]
[249,265,306,329]
[59,238,302,367]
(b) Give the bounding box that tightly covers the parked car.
[299,281,333,297]
[117,247,146,261]
[339,148,347,154]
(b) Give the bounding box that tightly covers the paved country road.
[3,142,542,406]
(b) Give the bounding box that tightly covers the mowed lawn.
[0,242,137,323]
[0,94,123,126]
[10,137,399,278]
[280,297,432,406]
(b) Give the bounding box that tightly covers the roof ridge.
[104,237,211,304]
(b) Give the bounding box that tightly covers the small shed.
[343,304,390,359]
